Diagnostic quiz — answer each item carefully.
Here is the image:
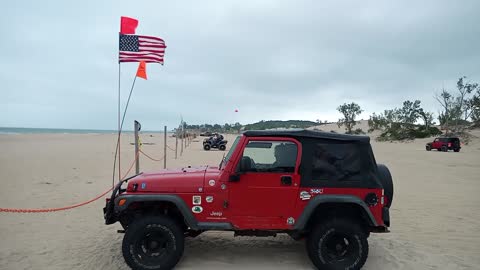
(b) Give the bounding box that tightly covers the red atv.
[104,130,393,270]
[426,137,461,152]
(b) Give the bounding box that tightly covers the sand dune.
[0,131,479,269]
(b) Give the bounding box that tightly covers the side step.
[234,230,277,237]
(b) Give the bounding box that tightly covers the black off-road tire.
[441,146,448,152]
[122,216,185,270]
[454,148,460,152]
[203,144,211,151]
[219,144,226,151]
[426,145,431,151]
[306,218,368,270]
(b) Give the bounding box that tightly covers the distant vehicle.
[203,134,228,151]
[200,131,213,137]
[426,137,461,152]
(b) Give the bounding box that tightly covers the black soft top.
[243,129,370,143]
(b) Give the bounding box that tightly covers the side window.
[241,141,297,173]
[434,138,439,142]
[311,143,363,182]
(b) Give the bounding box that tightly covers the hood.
[126,166,211,193]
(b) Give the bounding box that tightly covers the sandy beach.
[1,130,479,270]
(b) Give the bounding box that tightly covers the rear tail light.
[448,143,452,147]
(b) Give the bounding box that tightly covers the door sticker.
[192,206,203,214]
[300,191,311,200]
[206,196,214,203]
[193,196,202,205]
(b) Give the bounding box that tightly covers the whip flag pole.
[113,17,139,186]
[112,16,167,187]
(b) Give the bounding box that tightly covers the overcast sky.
[1,0,479,130]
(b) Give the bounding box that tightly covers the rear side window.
[311,143,364,182]
[299,138,381,188]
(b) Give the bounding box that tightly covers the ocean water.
[0,127,167,135]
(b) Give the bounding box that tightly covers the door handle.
[281,176,292,186]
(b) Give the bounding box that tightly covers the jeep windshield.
[219,136,241,169]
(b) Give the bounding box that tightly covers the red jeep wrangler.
[104,130,393,270]
[426,137,461,152]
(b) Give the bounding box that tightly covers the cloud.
[1,0,479,129]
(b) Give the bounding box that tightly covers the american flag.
[119,34,166,64]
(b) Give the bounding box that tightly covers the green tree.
[419,109,434,129]
[337,102,363,134]
[368,100,440,140]
[399,100,422,125]
[470,89,480,125]
[435,76,479,133]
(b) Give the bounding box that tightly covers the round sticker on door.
[208,179,216,187]
[192,206,203,214]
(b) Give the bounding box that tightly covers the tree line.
[337,76,479,140]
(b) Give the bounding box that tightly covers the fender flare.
[114,194,200,230]
[293,195,378,230]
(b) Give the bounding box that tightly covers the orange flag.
[136,61,147,80]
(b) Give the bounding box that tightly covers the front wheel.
[219,144,226,151]
[306,218,368,270]
[441,146,448,152]
[203,144,211,151]
[122,216,185,270]
[426,145,431,151]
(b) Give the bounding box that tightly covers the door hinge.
[223,200,229,208]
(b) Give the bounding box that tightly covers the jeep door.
[227,138,301,229]
[432,138,441,149]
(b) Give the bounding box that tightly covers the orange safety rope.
[0,153,139,213]
[139,149,164,162]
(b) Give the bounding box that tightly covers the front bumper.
[103,173,141,225]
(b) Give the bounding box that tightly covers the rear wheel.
[441,146,448,152]
[122,216,184,270]
[426,145,431,151]
[454,148,460,152]
[219,144,226,151]
[306,218,368,270]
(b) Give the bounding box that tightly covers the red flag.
[120,16,138,34]
[136,61,147,80]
